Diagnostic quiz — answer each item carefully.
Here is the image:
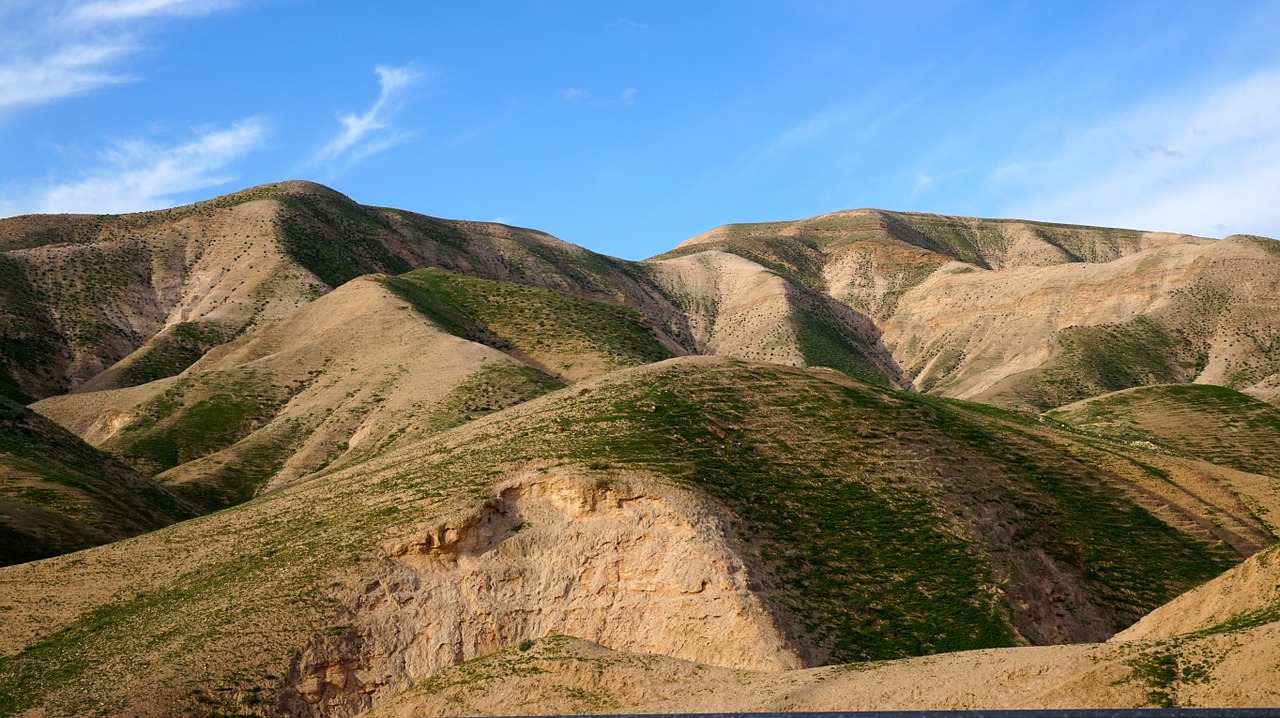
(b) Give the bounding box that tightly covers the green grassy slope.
[0,358,1242,716]
[89,267,669,509]
[536,362,1233,656]
[382,268,674,379]
[1048,384,1280,479]
[993,317,1207,411]
[0,254,64,403]
[789,299,894,386]
[112,321,242,389]
[0,181,690,401]
[85,268,662,512]
[99,368,296,481]
[0,398,198,566]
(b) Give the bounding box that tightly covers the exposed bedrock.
[280,468,799,717]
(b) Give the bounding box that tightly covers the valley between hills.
[2,180,1280,716]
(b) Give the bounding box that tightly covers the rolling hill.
[0,397,197,566]
[658,210,1280,410]
[2,182,1280,716]
[0,357,1270,716]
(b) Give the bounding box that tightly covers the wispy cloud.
[606,18,648,33]
[997,69,1280,238]
[1,117,267,215]
[311,64,425,174]
[0,42,133,108]
[748,96,921,169]
[0,0,247,111]
[556,87,638,107]
[68,0,241,23]
[912,168,969,197]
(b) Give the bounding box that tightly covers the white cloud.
[558,87,638,107]
[68,0,240,23]
[311,64,424,173]
[8,117,267,215]
[606,19,649,33]
[0,0,245,110]
[912,168,969,197]
[998,70,1280,238]
[558,88,590,102]
[0,43,132,108]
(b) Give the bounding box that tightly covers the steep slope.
[381,268,675,382]
[0,397,197,566]
[657,211,1280,410]
[34,276,558,510]
[0,358,1255,717]
[0,181,694,401]
[1114,542,1280,642]
[646,251,903,386]
[660,209,1187,295]
[0,193,321,400]
[1048,384,1280,480]
[33,269,674,511]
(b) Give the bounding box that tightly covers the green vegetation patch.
[275,192,411,288]
[790,307,890,386]
[1117,641,1224,708]
[1049,383,1280,479]
[103,369,294,476]
[169,420,308,512]
[382,268,672,375]
[117,321,239,388]
[0,254,61,402]
[0,397,198,565]
[1010,316,1204,410]
[915,393,1234,616]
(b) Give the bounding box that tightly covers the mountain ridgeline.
[2,181,1280,716]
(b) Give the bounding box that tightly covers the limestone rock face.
[280,468,800,717]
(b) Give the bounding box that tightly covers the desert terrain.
[2,181,1279,716]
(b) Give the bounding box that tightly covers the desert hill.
[33,269,671,511]
[1,357,1272,716]
[0,397,197,566]
[1049,383,1280,479]
[0,181,690,403]
[3,183,1280,715]
[661,211,1280,410]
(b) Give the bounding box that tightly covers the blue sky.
[2,1,1278,259]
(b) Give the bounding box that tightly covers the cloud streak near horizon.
[3,117,267,215]
[996,70,1280,238]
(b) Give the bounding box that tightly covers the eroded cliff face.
[280,468,800,717]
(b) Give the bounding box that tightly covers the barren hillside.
[1,358,1266,716]
[3,184,1280,716]
[660,211,1280,410]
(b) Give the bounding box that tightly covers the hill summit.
[2,182,1279,716]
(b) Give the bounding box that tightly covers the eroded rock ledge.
[280,466,800,717]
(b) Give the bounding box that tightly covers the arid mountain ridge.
[2,180,1280,716]
[5,180,1279,408]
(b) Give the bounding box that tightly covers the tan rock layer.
[282,469,801,718]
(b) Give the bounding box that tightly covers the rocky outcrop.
[280,467,800,718]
